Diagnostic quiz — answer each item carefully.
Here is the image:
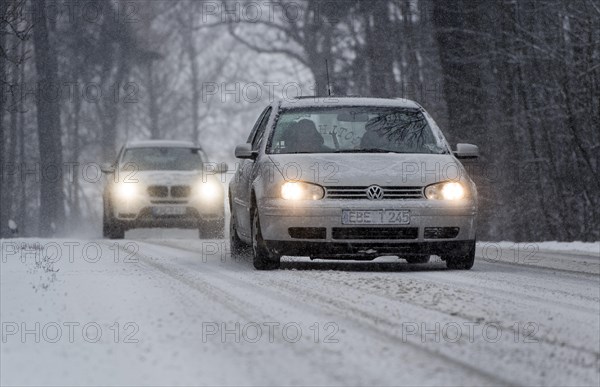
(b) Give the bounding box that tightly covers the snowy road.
[1,236,599,386]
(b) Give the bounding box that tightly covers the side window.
[251,107,272,151]
[246,107,270,144]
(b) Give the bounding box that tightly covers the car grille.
[148,185,168,198]
[332,227,418,240]
[147,185,191,199]
[171,185,191,198]
[288,227,326,239]
[325,186,423,200]
[424,227,460,239]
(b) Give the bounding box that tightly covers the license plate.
[342,210,410,225]
[152,206,186,216]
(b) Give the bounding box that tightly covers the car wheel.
[445,241,476,270]
[405,255,431,264]
[251,209,280,270]
[103,202,124,239]
[230,213,249,257]
[199,219,225,239]
[102,209,110,238]
[109,224,125,239]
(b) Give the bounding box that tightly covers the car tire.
[230,213,249,257]
[109,223,125,239]
[102,210,110,238]
[199,219,225,239]
[445,241,476,270]
[251,209,280,270]
[405,255,431,264]
[103,202,124,239]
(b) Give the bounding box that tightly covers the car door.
[233,106,273,239]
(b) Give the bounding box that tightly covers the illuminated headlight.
[281,182,325,200]
[424,181,466,200]
[115,183,138,200]
[197,181,220,200]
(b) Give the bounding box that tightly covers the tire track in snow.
[137,240,519,386]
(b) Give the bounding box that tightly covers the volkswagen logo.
[366,185,384,200]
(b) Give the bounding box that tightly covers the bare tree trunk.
[32,0,65,236]
[8,36,19,222]
[72,88,81,224]
[363,0,395,97]
[0,0,9,237]
[96,0,132,162]
[147,61,160,139]
[305,0,335,96]
[181,17,201,143]
[18,40,26,235]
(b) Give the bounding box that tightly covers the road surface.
[1,234,599,386]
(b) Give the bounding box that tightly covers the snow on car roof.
[278,96,422,110]
[125,140,199,149]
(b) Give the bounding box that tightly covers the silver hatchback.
[229,97,478,270]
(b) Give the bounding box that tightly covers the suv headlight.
[115,183,139,200]
[281,182,325,200]
[424,181,467,200]
[197,180,220,200]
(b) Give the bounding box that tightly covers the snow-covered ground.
[1,235,599,386]
[486,240,600,255]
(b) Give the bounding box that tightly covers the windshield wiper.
[333,148,412,154]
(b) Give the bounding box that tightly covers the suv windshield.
[267,107,447,155]
[120,147,203,171]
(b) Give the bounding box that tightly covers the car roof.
[125,140,199,149]
[278,96,422,110]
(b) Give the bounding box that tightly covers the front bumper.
[112,196,224,229]
[259,197,476,258]
[266,240,475,260]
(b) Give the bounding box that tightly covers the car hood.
[267,153,468,187]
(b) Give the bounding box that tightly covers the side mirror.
[235,144,257,160]
[100,163,116,174]
[454,143,479,159]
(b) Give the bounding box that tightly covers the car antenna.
[325,59,332,97]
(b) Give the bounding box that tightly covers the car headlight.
[197,181,220,200]
[424,181,466,200]
[281,182,325,200]
[115,183,138,200]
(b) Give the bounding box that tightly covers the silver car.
[101,140,227,239]
[229,97,478,270]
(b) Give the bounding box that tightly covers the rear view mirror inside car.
[337,112,370,122]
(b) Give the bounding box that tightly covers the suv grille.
[147,185,191,199]
[171,185,191,198]
[147,185,168,198]
[326,186,423,200]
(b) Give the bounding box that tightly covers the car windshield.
[120,147,204,171]
[267,107,447,155]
